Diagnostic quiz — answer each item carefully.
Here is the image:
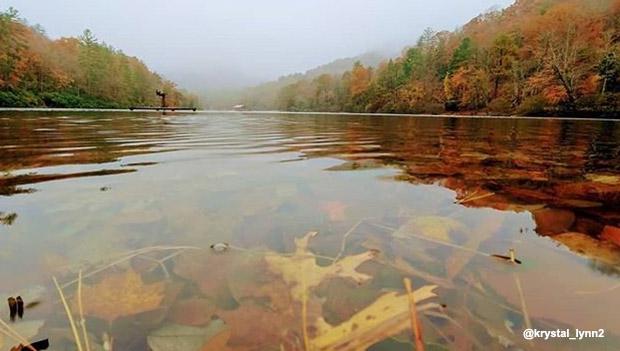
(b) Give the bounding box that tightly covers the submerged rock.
[210,243,230,253]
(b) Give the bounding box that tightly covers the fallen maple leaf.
[76,269,165,323]
[265,231,376,301]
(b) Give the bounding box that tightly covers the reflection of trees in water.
[0,112,178,172]
[266,115,620,269]
[0,111,180,196]
[0,185,35,196]
[584,120,620,172]
[0,212,17,225]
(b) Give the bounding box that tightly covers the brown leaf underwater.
[75,269,165,323]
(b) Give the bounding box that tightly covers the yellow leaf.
[393,216,466,241]
[76,269,165,323]
[310,285,438,351]
[265,232,375,301]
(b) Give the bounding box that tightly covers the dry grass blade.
[575,283,620,295]
[333,219,364,262]
[0,318,37,351]
[53,276,84,351]
[78,271,91,351]
[513,274,532,332]
[404,278,425,351]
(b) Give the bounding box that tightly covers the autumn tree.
[599,51,620,93]
[487,34,519,99]
[0,10,193,108]
[0,8,26,89]
[242,0,620,117]
[448,37,475,75]
[349,62,372,97]
[533,3,603,107]
[444,66,490,110]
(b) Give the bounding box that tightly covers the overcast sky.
[3,0,514,90]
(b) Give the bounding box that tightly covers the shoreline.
[0,108,619,122]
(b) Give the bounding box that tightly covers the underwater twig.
[0,318,37,351]
[228,244,337,262]
[575,283,620,295]
[399,231,490,258]
[53,276,84,351]
[423,308,484,349]
[403,278,425,351]
[513,274,532,333]
[61,246,202,289]
[462,283,561,333]
[384,257,454,289]
[367,220,490,257]
[366,221,397,232]
[333,219,365,263]
[78,271,91,351]
[134,255,171,279]
[421,315,455,350]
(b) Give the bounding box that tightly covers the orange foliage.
[349,63,371,96]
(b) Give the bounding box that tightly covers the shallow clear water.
[0,112,619,350]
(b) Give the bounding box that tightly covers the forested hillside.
[205,52,385,110]
[0,8,197,108]
[247,0,620,116]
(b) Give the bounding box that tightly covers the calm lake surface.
[0,111,619,350]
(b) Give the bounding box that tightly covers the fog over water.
[3,0,513,90]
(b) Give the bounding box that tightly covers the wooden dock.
[129,90,197,112]
[129,106,197,112]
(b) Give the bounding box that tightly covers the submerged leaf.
[217,301,303,350]
[200,329,233,351]
[76,269,165,323]
[265,232,376,301]
[392,216,466,241]
[147,319,226,351]
[310,285,438,351]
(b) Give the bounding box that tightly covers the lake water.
[0,111,619,350]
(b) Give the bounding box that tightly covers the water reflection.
[0,111,619,350]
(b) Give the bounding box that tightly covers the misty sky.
[4,0,514,90]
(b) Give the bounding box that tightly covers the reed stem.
[53,276,84,351]
[403,278,425,351]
